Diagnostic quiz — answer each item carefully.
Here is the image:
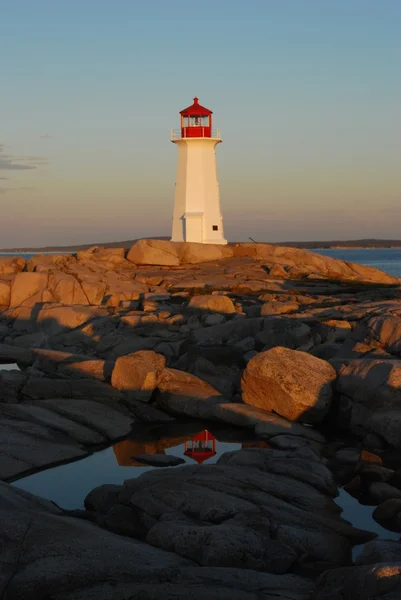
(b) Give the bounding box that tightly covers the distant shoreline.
[1,238,401,253]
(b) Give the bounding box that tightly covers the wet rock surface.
[1,241,401,598]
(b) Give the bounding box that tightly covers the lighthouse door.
[184,213,203,243]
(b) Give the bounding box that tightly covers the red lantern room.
[184,430,216,465]
[179,97,213,138]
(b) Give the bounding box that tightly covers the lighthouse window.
[213,225,218,231]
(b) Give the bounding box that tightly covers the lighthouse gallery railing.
[171,128,221,140]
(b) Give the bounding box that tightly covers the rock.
[217,448,338,496]
[192,316,265,345]
[232,242,400,284]
[0,280,10,306]
[0,416,87,479]
[242,347,336,423]
[186,343,246,368]
[356,539,401,565]
[189,357,239,399]
[78,246,126,265]
[335,448,361,465]
[127,239,182,266]
[311,342,342,360]
[0,369,27,403]
[84,483,124,513]
[318,319,352,343]
[21,375,124,406]
[255,317,313,351]
[10,272,49,307]
[111,350,166,401]
[336,358,401,447]
[202,313,226,326]
[0,255,26,276]
[260,301,298,315]
[155,368,224,419]
[31,349,108,380]
[0,343,33,365]
[188,294,236,314]
[313,563,401,599]
[180,242,233,264]
[132,453,186,467]
[146,520,297,572]
[356,464,393,483]
[0,403,106,446]
[373,498,401,529]
[27,253,75,272]
[0,481,193,600]
[36,305,109,335]
[368,481,401,503]
[266,263,288,278]
[47,270,88,304]
[210,402,326,443]
[367,314,401,355]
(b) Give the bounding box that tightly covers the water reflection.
[184,430,216,464]
[12,421,254,509]
[112,423,270,468]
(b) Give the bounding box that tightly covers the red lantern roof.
[180,97,212,117]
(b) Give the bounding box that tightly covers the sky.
[1,0,400,247]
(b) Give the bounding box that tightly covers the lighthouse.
[171,97,227,244]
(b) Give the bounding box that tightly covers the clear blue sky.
[1,0,400,246]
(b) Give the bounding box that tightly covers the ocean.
[1,247,401,277]
[314,247,401,278]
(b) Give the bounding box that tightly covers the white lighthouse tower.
[171,97,227,244]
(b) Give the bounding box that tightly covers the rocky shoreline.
[1,239,401,598]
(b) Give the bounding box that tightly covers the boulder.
[111,350,166,401]
[189,357,239,399]
[192,317,265,345]
[31,349,108,381]
[77,246,126,265]
[242,347,336,423]
[27,253,75,272]
[336,358,401,447]
[36,305,109,335]
[0,255,26,275]
[146,520,296,572]
[313,563,401,599]
[180,242,233,264]
[188,294,236,314]
[9,272,49,307]
[0,280,10,306]
[127,239,182,266]
[155,368,224,419]
[85,483,124,513]
[255,317,312,351]
[47,271,88,305]
[356,539,401,565]
[367,314,401,355]
[260,301,299,315]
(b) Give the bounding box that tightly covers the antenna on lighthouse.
[170,97,227,245]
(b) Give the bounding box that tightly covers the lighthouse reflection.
[112,423,268,468]
[184,430,216,465]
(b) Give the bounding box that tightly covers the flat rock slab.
[0,481,314,600]
[0,417,87,480]
[24,398,134,441]
[87,446,374,576]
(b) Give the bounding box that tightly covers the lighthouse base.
[171,212,227,245]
